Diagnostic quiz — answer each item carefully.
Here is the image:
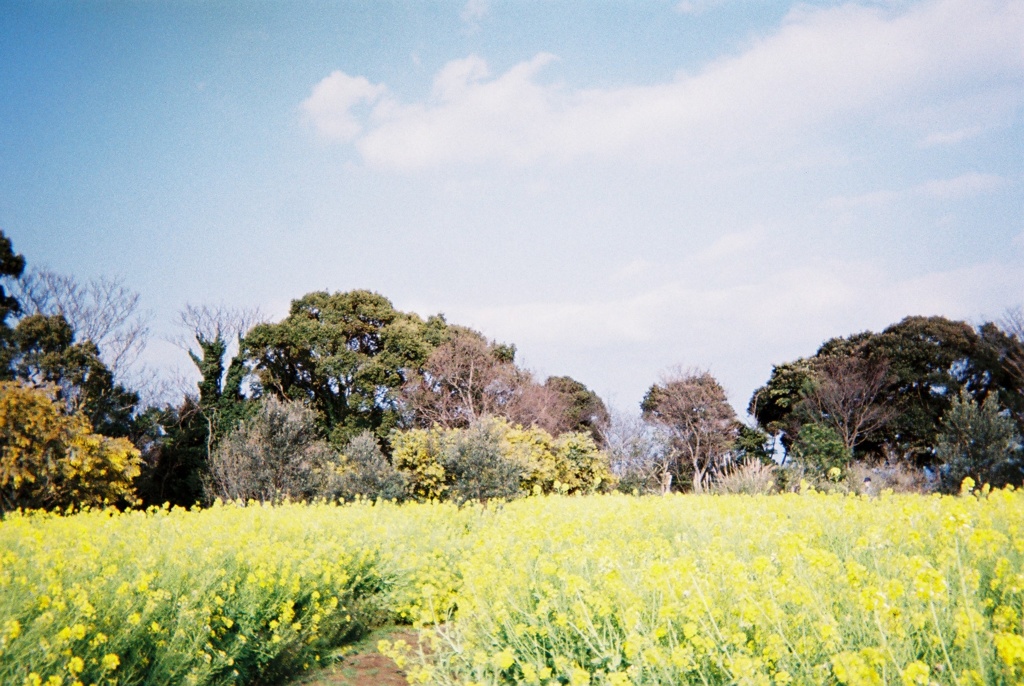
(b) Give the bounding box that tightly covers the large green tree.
[0,231,26,372]
[242,290,448,447]
[750,315,1013,465]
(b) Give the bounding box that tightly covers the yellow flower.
[492,649,515,671]
[607,672,631,686]
[901,661,929,686]
[101,653,120,671]
[568,666,590,686]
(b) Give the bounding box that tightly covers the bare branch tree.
[641,368,738,493]
[175,303,266,354]
[402,330,570,434]
[11,268,151,380]
[604,409,672,494]
[1001,307,1024,388]
[404,331,498,427]
[798,356,895,453]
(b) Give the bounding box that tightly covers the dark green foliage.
[491,342,517,364]
[789,423,852,477]
[545,375,610,446]
[749,315,1018,465]
[189,333,252,444]
[975,321,1024,430]
[0,231,25,337]
[132,400,210,507]
[748,359,815,445]
[243,290,445,449]
[937,392,1023,493]
[734,424,775,465]
[334,431,409,502]
[863,316,986,461]
[136,333,254,507]
[441,421,525,504]
[7,313,138,437]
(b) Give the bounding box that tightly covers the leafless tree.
[1001,307,1024,388]
[169,303,266,404]
[798,356,895,453]
[403,330,569,434]
[504,377,572,435]
[175,303,265,356]
[404,331,499,427]
[11,268,150,380]
[603,409,672,494]
[641,368,738,493]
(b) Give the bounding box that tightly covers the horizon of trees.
[1,229,1022,510]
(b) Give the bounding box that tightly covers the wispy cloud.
[460,0,489,31]
[444,232,1024,405]
[920,125,984,147]
[675,0,729,16]
[302,0,1024,170]
[824,172,1008,209]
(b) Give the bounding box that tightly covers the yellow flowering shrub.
[391,426,452,500]
[0,382,140,512]
[391,418,615,501]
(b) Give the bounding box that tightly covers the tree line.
[0,229,1021,511]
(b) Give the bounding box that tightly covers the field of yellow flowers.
[4,486,1024,686]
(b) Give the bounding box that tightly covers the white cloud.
[920,125,984,147]
[916,173,1009,199]
[824,172,1008,208]
[460,0,489,29]
[445,235,1024,408]
[675,0,728,15]
[300,70,387,142]
[302,0,1024,169]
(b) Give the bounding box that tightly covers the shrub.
[937,391,1023,493]
[334,431,409,502]
[391,418,615,502]
[207,396,340,503]
[441,419,525,504]
[846,460,932,495]
[789,422,851,478]
[0,381,140,512]
[390,425,452,501]
[712,459,777,495]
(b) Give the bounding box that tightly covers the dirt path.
[290,627,420,686]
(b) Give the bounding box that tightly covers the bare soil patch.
[289,627,421,686]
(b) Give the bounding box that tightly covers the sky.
[1,0,1022,416]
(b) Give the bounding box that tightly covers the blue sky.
[2,0,1022,414]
